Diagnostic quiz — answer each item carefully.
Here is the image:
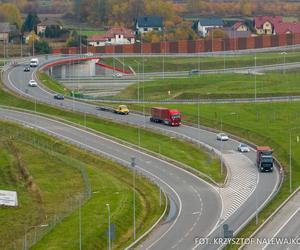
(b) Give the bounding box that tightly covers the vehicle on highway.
[97,105,129,115]
[150,107,181,126]
[257,146,273,172]
[30,58,39,67]
[54,94,64,100]
[238,143,250,152]
[112,72,123,78]
[216,133,229,141]
[23,66,30,72]
[189,69,201,75]
[114,105,129,115]
[28,79,37,87]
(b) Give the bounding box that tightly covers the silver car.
[238,143,250,152]
[216,133,229,141]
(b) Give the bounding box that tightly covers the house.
[254,16,283,35]
[193,17,224,37]
[88,27,135,47]
[37,19,62,35]
[0,22,15,43]
[232,22,248,32]
[135,16,163,35]
[222,21,251,39]
[254,16,300,35]
[275,22,300,35]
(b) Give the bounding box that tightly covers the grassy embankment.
[0,121,163,249]
[116,70,300,100]
[100,50,300,73]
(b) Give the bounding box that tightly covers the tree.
[206,28,227,39]
[144,0,174,21]
[22,12,39,33]
[173,21,198,41]
[142,31,161,43]
[240,0,253,16]
[66,30,87,47]
[44,25,64,38]
[34,40,51,54]
[0,3,23,29]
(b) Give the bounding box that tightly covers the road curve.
[0,107,221,250]
[2,56,281,249]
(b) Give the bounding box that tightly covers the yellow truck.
[97,105,129,115]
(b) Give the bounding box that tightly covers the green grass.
[116,71,300,100]
[38,72,70,95]
[78,29,106,37]
[100,51,300,73]
[125,101,300,248]
[0,120,164,250]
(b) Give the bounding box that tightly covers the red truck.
[150,107,181,126]
[256,146,273,172]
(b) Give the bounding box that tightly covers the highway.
[242,188,300,250]
[0,107,221,250]
[2,56,281,249]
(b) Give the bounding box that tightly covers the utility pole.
[131,157,136,240]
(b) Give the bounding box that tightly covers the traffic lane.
[264,208,300,250]
[7,64,280,242]
[0,108,221,250]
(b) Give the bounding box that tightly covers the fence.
[0,125,91,250]
[52,33,300,55]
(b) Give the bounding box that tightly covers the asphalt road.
[0,107,221,250]
[2,56,281,249]
[243,189,300,250]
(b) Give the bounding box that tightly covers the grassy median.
[100,51,300,73]
[116,70,300,100]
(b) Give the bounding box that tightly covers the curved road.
[2,56,281,249]
[0,107,220,250]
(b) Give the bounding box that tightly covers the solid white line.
[262,207,300,250]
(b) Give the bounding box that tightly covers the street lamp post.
[254,55,257,102]
[131,157,136,240]
[133,60,141,146]
[289,128,299,194]
[106,203,111,250]
[280,52,287,74]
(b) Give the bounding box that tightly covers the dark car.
[189,69,201,75]
[54,94,64,100]
[24,66,30,72]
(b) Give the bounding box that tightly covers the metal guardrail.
[238,186,300,250]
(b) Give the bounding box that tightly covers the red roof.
[88,27,134,42]
[275,22,300,35]
[254,16,283,29]
[232,22,243,30]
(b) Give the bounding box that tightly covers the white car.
[216,133,229,141]
[238,143,250,152]
[28,79,37,87]
[112,72,123,78]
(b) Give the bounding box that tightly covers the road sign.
[106,224,116,241]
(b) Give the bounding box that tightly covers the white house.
[135,16,163,35]
[88,27,135,47]
[193,17,224,37]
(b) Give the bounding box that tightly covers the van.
[30,58,39,67]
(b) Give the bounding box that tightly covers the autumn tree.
[173,21,198,41]
[144,0,174,21]
[0,3,22,29]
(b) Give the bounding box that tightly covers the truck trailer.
[150,107,181,126]
[256,146,273,172]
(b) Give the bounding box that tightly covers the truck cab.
[257,146,273,172]
[115,105,129,115]
[165,109,181,126]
